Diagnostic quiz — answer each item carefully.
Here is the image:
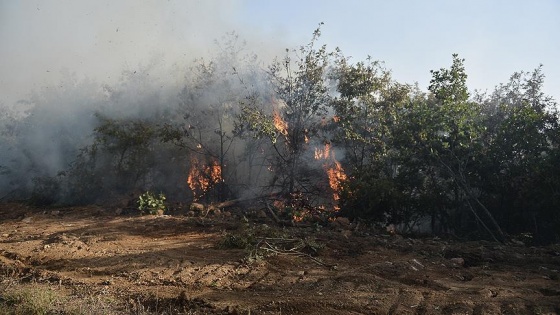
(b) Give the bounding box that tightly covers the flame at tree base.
[272,192,328,223]
[315,143,347,213]
[326,160,347,210]
[187,157,222,201]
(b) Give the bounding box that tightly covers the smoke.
[0,1,296,203]
[0,1,287,106]
[0,1,353,209]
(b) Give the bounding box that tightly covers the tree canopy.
[1,28,558,244]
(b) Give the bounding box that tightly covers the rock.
[21,216,33,223]
[479,288,498,298]
[450,257,465,267]
[1,233,9,238]
[51,210,60,216]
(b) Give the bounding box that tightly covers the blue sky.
[237,0,559,100]
[1,0,558,106]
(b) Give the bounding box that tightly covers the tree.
[476,67,560,242]
[331,57,394,170]
[62,114,168,204]
[162,33,264,202]
[237,24,334,201]
[332,56,417,225]
[426,54,506,241]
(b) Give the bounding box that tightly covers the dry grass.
[0,285,124,315]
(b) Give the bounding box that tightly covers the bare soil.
[1,203,559,314]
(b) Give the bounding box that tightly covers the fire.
[292,212,305,223]
[314,143,331,160]
[326,160,347,209]
[187,157,222,201]
[273,109,288,137]
[314,143,347,211]
[274,191,316,223]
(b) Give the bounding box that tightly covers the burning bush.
[187,157,223,202]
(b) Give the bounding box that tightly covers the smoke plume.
[0,1,293,203]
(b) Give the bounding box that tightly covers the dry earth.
[0,203,559,314]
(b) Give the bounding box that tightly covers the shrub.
[137,191,167,215]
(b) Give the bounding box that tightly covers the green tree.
[477,67,560,242]
[237,24,334,199]
[332,56,417,225]
[84,116,160,192]
[426,54,506,241]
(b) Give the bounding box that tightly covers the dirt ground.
[0,203,559,314]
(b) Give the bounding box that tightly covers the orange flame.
[292,212,305,223]
[326,160,347,208]
[273,109,288,137]
[314,143,331,160]
[314,143,347,211]
[187,157,222,201]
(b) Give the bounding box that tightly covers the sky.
[1,0,559,108]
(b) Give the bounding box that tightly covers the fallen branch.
[190,199,241,216]
[255,238,335,269]
[191,196,262,213]
[264,202,289,225]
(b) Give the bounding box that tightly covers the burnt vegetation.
[1,28,559,244]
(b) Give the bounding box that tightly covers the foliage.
[1,27,558,244]
[237,23,335,197]
[28,175,62,206]
[335,53,560,243]
[64,114,160,199]
[162,33,264,202]
[137,191,167,215]
[92,114,158,181]
[476,78,560,243]
[332,56,416,225]
[62,114,186,204]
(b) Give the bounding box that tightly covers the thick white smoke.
[0,1,294,203]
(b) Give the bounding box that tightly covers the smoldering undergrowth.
[1,29,559,244]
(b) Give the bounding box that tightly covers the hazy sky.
[1,0,559,107]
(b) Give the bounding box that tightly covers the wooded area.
[1,28,558,244]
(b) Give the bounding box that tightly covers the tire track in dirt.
[2,204,560,314]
